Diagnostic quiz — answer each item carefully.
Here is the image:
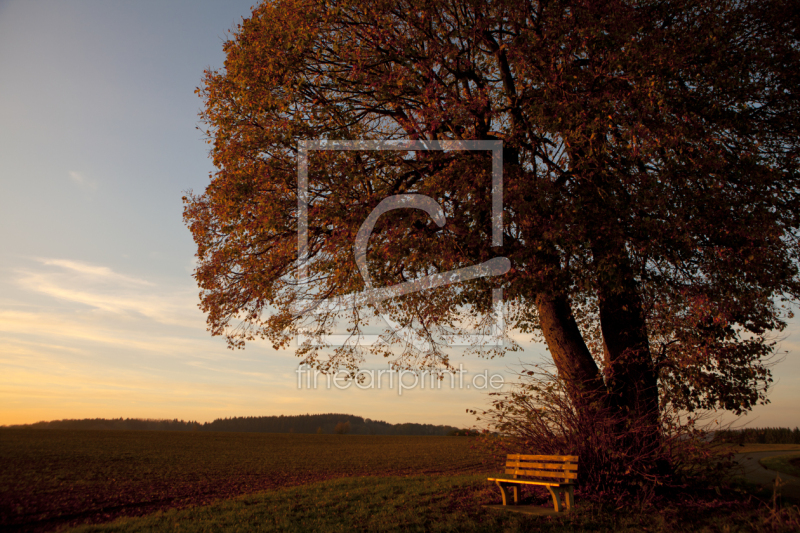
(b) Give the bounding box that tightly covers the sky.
[0,0,798,429]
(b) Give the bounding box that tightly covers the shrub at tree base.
[472,367,735,500]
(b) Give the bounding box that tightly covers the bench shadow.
[483,504,571,516]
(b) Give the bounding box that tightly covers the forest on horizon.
[1,413,464,436]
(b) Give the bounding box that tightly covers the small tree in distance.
[334,421,351,435]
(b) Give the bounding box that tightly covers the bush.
[471,367,734,500]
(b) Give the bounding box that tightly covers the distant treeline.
[713,427,800,445]
[2,413,463,436]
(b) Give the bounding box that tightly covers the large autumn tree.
[185,0,799,436]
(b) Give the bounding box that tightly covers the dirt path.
[733,450,800,502]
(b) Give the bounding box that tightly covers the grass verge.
[760,454,800,478]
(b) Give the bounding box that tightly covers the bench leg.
[565,485,574,510]
[546,486,562,512]
[495,482,520,505]
[496,481,510,506]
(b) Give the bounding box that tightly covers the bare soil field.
[0,429,488,532]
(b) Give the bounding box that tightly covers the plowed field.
[0,429,488,532]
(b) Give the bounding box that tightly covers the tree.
[185,0,800,447]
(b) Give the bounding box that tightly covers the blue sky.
[0,0,797,429]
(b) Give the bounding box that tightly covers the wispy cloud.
[68,170,97,191]
[0,310,205,357]
[42,259,154,286]
[16,258,199,328]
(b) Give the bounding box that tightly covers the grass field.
[0,429,488,532]
[67,475,800,533]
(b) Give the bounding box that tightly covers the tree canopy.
[185,0,800,427]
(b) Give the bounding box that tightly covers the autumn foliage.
[185,0,800,472]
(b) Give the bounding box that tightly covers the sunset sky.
[1,0,798,429]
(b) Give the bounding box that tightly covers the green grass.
[760,453,800,478]
[68,475,496,533]
[67,474,800,533]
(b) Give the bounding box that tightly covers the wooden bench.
[487,454,578,512]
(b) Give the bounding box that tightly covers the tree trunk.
[535,291,607,408]
[592,241,660,431]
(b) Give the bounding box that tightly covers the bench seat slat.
[508,454,578,462]
[488,477,574,487]
[506,461,578,471]
[505,468,578,480]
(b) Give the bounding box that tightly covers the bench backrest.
[505,454,579,484]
